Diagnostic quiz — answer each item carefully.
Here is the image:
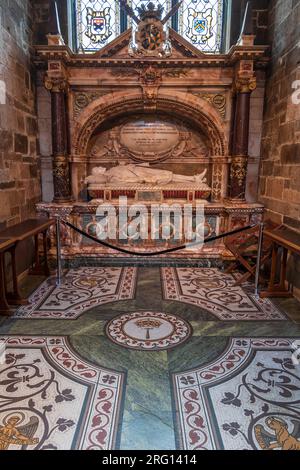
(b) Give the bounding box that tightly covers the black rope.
[62,219,256,257]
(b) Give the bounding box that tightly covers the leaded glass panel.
[75,1,225,53]
[76,0,121,51]
[178,0,224,53]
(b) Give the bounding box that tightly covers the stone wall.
[258,0,300,294]
[33,0,69,45]
[230,0,269,46]
[0,0,41,230]
[34,0,69,202]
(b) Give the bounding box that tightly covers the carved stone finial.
[237,1,255,46]
[136,2,165,21]
[47,0,65,46]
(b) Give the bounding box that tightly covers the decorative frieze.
[111,67,190,79]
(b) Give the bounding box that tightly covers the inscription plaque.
[120,119,180,154]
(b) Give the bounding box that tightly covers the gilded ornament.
[44,75,68,93]
[235,76,257,94]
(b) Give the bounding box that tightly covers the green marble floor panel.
[190,320,300,337]
[70,335,175,450]
[1,266,300,450]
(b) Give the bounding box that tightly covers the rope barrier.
[61,219,256,257]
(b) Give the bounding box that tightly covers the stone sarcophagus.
[85,164,211,203]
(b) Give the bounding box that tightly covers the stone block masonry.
[258,0,300,296]
[0,0,41,229]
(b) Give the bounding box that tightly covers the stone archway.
[73,90,227,157]
[71,90,228,200]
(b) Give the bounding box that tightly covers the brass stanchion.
[254,222,264,297]
[56,217,62,286]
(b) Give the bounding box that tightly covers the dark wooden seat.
[0,238,18,315]
[260,226,300,298]
[225,221,282,287]
[0,218,55,316]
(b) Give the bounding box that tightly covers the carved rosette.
[73,92,104,118]
[192,93,227,119]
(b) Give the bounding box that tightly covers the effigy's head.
[92,167,107,175]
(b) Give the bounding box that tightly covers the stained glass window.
[178,0,224,53]
[76,0,121,52]
[75,1,225,53]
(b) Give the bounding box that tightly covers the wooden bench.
[0,218,55,316]
[225,221,282,287]
[0,238,18,315]
[260,226,300,298]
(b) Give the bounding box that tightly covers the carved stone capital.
[234,76,257,94]
[44,74,69,93]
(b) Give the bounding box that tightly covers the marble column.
[229,76,256,201]
[44,75,72,202]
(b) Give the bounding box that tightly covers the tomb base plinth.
[36,201,264,261]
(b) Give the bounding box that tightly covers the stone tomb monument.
[85,163,211,203]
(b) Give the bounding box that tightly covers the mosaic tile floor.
[1,267,300,450]
[161,268,286,321]
[173,338,300,450]
[0,336,123,450]
[13,267,137,319]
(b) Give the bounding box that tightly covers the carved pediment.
[92,29,132,59]
[91,28,205,60]
[169,29,206,58]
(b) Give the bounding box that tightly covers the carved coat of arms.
[86,7,112,44]
[120,1,182,57]
[135,3,167,56]
[186,8,213,45]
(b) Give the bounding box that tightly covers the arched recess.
[72,90,227,157]
[71,90,228,200]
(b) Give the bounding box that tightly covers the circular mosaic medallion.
[106,311,192,351]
